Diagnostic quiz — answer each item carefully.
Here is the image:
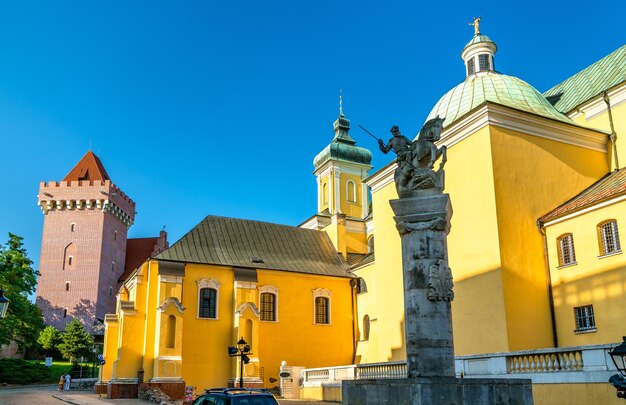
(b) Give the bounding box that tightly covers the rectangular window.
[65,282,70,291]
[557,234,576,266]
[68,256,73,266]
[63,308,68,318]
[479,54,490,71]
[574,305,596,332]
[199,288,217,319]
[260,293,276,321]
[71,223,76,232]
[111,262,115,272]
[467,58,475,75]
[315,297,329,324]
[599,220,621,255]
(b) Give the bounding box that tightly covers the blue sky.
[1,1,625,283]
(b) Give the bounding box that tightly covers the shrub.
[0,358,49,384]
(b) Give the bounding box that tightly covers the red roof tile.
[538,169,626,224]
[63,151,110,182]
[120,232,169,282]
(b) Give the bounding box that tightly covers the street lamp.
[609,337,626,399]
[228,337,251,388]
[0,290,10,319]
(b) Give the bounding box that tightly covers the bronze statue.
[469,17,481,36]
[378,117,446,195]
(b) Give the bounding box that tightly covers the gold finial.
[339,89,344,116]
[469,17,481,36]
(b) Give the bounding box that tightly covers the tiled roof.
[156,215,348,277]
[544,45,626,114]
[120,237,160,282]
[348,252,374,271]
[538,169,626,224]
[63,151,110,182]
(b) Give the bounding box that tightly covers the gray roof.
[156,215,349,277]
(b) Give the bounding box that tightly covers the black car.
[192,388,279,405]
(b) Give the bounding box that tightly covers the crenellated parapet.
[37,179,136,227]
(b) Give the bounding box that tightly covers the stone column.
[390,190,455,378]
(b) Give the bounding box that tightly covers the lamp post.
[0,290,10,319]
[609,336,626,399]
[228,337,251,388]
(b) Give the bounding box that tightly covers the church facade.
[100,25,626,401]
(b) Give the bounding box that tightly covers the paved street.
[0,385,336,405]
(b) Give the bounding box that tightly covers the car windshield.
[232,397,278,405]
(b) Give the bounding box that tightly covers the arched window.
[363,315,370,341]
[197,278,220,319]
[322,183,328,204]
[347,181,356,202]
[598,219,621,256]
[557,233,576,266]
[260,293,276,321]
[166,315,176,348]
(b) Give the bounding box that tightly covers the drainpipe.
[537,220,559,348]
[349,278,358,364]
[603,92,620,170]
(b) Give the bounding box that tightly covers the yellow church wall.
[141,261,159,381]
[353,262,377,364]
[489,125,609,351]
[254,270,355,387]
[179,263,235,391]
[544,200,626,348]
[102,317,118,381]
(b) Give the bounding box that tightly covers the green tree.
[37,325,62,357]
[58,319,94,362]
[0,233,45,351]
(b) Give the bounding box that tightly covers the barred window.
[598,220,621,255]
[557,233,576,266]
[478,54,490,71]
[315,297,329,324]
[363,315,370,341]
[199,288,217,319]
[467,57,475,75]
[574,305,596,332]
[260,292,276,322]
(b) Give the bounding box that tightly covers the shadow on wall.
[36,297,97,331]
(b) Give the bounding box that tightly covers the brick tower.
[36,151,136,330]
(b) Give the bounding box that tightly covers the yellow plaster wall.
[255,270,355,388]
[353,263,377,364]
[339,172,364,218]
[545,200,626,347]
[102,318,118,381]
[180,263,235,391]
[141,261,159,381]
[489,126,609,351]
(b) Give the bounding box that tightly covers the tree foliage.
[37,325,63,356]
[57,319,94,361]
[0,233,45,350]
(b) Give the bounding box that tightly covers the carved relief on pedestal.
[427,259,454,301]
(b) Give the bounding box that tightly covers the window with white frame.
[197,278,220,319]
[574,305,596,332]
[312,288,331,325]
[259,285,279,322]
[598,219,621,256]
[346,180,356,203]
[557,233,576,266]
[478,54,490,71]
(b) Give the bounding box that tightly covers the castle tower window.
[71,223,76,232]
[557,233,576,267]
[68,256,73,266]
[114,230,117,241]
[598,219,621,256]
[478,54,490,71]
[111,262,115,272]
[65,282,70,291]
[63,308,67,318]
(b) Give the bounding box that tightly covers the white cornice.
[314,159,372,177]
[345,219,367,234]
[299,214,332,230]
[366,104,608,196]
[568,82,626,121]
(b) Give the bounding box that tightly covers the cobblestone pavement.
[0,385,337,405]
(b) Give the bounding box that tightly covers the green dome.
[462,34,497,53]
[425,72,572,128]
[313,113,372,170]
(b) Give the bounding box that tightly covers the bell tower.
[303,102,373,258]
[36,151,135,330]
